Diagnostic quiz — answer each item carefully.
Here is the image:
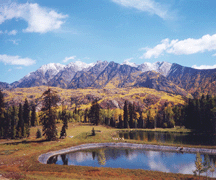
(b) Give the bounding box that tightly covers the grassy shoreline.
[0,123,215,180]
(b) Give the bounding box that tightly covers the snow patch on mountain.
[138,61,172,76]
[122,58,138,67]
[38,63,65,76]
[66,61,95,72]
[11,60,173,88]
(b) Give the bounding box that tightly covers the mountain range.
[2,61,216,97]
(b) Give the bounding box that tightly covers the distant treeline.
[87,95,216,134]
[1,87,216,140]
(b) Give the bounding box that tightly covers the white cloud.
[7,29,17,35]
[0,2,68,33]
[111,0,175,20]
[148,160,170,172]
[0,30,18,35]
[177,163,195,175]
[147,151,170,173]
[141,34,216,59]
[0,54,36,66]
[192,64,216,70]
[15,66,23,69]
[141,38,170,59]
[8,39,20,45]
[63,56,76,63]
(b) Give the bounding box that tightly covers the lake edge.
[38,142,216,164]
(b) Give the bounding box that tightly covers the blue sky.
[1,0,216,83]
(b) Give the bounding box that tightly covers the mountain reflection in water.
[47,147,216,177]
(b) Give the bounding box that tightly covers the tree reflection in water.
[119,130,216,146]
[97,149,106,166]
[92,151,96,160]
[61,154,68,165]
[47,155,58,164]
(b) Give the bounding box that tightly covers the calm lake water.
[47,147,216,177]
[118,131,216,146]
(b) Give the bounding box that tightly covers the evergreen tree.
[3,109,11,139]
[0,89,5,138]
[94,100,100,125]
[173,106,182,126]
[184,99,195,129]
[23,99,30,137]
[60,108,69,138]
[118,114,124,128]
[183,95,216,133]
[74,105,77,114]
[123,100,129,128]
[84,108,88,123]
[128,102,133,128]
[110,117,116,127]
[154,110,157,129]
[205,95,215,132]
[194,98,202,131]
[212,107,216,133]
[30,102,36,127]
[138,112,145,128]
[10,105,18,139]
[17,103,24,138]
[134,119,137,128]
[89,99,100,125]
[132,103,137,127]
[146,110,151,128]
[40,88,59,141]
[129,103,137,128]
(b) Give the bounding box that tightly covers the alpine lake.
[47,130,216,178]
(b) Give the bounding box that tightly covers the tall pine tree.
[89,99,100,125]
[4,109,11,139]
[17,103,24,138]
[10,105,18,139]
[23,99,30,137]
[30,102,36,127]
[40,88,59,141]
[128,102,133,128]
[123,100,129,128]
[60,107,69,138]
[0,89,5,138]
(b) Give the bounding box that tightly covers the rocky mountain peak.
[138,61,172,76]
[38,63,65,75]
[66,61,95,72]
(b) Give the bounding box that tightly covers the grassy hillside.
[3,86,187,111]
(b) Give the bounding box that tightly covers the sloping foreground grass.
[0,123,215,180]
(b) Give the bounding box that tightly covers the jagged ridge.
[1,61,216,97]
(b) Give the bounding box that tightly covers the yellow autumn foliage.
[2,86,186,112]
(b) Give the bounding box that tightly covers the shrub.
[92,127,95,136]
[163,122,168,128]
[169,119,175,128]
[36,129,42,138]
